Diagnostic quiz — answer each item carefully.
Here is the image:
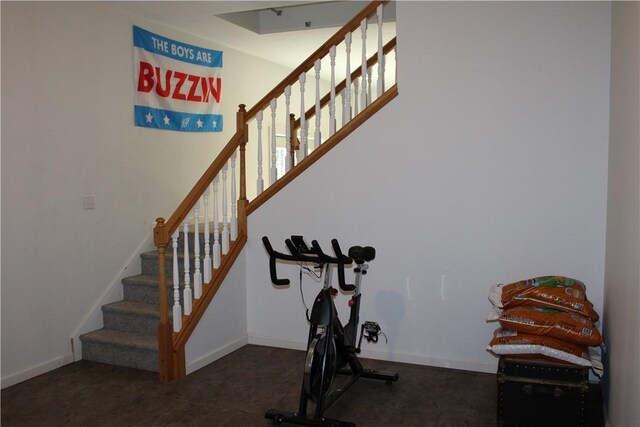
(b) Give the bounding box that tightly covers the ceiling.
[105,1,379,74]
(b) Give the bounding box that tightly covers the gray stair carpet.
[80,230,217,372]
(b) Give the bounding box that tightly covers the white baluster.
[269,99,277,183]
[345,32,352,123]
[299,73,308,160]
[203,186,211,283]
[304,121,310,154]
[212,175,221,269]
[329,46,337,136]
[284,85,292,172]
[193,202,202,299]
[360,19,368,110]
[172,229,181,332]
[230,151,237,241]
[354,79,360,116]
[182,216,192,316]
[314,59,322,149]
[395,46,398,85]
[221,162,230,255]
[367,67,373,105]
[256,110,264,194]
[377,4,385,97]
[340,91,346,127]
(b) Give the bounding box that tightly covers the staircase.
[80,231,210,372]
[80,0,397,381]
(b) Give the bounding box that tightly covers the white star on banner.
[196,119,204,128]
[145,112,153,123]
[163,116,170,126]
[212,120,217,129]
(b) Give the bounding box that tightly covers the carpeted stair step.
[144,228,227,275]
[79,228,224,372]
[163,228,223,254]
[102,300,165,336]
[80,328,158,372]
[140,249,210,278]
[122,274,181,305]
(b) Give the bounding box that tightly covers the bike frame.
[262,236,398,427]
[300,263,367,419]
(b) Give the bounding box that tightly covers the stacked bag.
[486,276,603,375]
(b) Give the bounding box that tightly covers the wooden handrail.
[244,0,387,122]
[294,37,397,129]
[154,115,245,246]
[154,106,246,383]
[153,2,392,241]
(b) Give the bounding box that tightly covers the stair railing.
[153,0,397,382]
[248,34,397,214]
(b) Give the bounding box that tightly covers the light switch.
[83,194,96,210]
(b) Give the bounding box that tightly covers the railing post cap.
[154,217,169,246]
[238,104,246,111]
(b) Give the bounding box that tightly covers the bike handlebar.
[261,236,291,286]
[330,239,355,292]
[262,235,358,292]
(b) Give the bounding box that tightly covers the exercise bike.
[262,235,399,427]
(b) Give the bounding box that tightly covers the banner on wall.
[133,26,223,132]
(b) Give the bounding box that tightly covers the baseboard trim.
[247,334,307,352]
[1,352,75,389]
[357,347,497,374]
[247,334,497,374]
[186,335,249,375]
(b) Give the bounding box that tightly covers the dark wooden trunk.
[497,357,589,427]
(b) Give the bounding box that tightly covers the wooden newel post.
[154,217,175,382]
[237,104,248,237]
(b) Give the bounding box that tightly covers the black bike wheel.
[304,332,337,402]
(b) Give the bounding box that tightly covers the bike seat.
[348,246,375,263]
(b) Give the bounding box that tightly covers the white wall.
[246,2,611,373]
[1,0,623,407]
[1,1,292,384]
[186,249,248,374]
[603,1,640,425]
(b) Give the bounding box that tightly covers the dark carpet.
[1,344,603,426]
